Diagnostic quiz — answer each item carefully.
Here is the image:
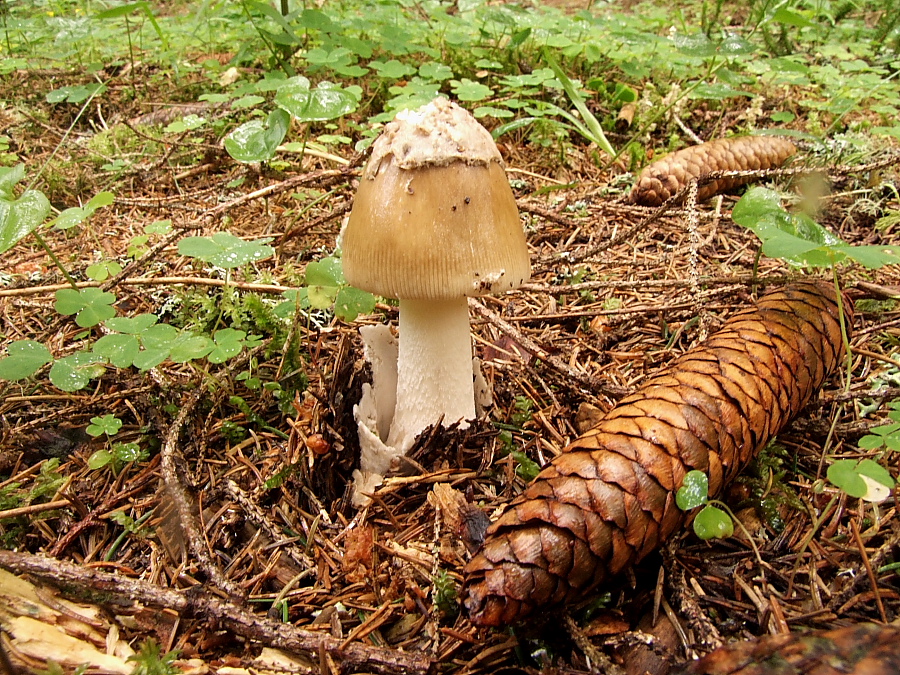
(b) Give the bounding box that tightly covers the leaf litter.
[1,27,900,675]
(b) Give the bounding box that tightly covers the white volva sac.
[342,98,530,506]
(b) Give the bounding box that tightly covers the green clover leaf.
[55,287,117,327]
[178,232,274,269]
[86,414,123,437]
[0,340,53,380]
[676,470,709,510]
[693,505,735,540]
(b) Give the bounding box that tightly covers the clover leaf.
[693,505,735,540]
[50,191,114,230]
[676,470,709,510]
[0,340,53,380]
[178,232,274,269]
[86,414,123,437]
[274,76,358,121]
[0,164,51,254]
[55,287,117,327]
[208,328,247,364]
[224,108,290,163]
[827,459,895,502]
[49,353,106,392]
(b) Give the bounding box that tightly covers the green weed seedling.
[87,441,147,473]
[85,260,123,282]
[826,458,895,502]
[858,401,900,452]
[274,255,375,323]
[487,398,540,480]
[511,450,541,482]
[45,83,107,104]
[127,638,180,675]
[49,191,115,231]
[223,75,358,164]
[123,220,169,263]
[733,187,900,270]
[85,413,123,438]
[432,569,459,619]
[676,470,735,540]
[83,413,148,473]
[511,396,535,427]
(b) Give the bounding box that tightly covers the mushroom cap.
[343,99,530,301]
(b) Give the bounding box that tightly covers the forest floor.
[2,2,900,674]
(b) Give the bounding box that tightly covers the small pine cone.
[462,282,849,626]
[629,136,797,206]
[679,622,900,675]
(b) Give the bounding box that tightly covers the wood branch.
[0,551,433,675]
[678,622,900,675]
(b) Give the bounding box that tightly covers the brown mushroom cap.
[342,99,530,301]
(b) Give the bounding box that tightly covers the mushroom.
[343,98,530,502]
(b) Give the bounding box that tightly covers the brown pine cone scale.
[462,282,849,626]
[629,136,798,206]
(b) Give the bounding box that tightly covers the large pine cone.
[463,282,849,626]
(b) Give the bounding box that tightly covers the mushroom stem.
[386,296,476,451]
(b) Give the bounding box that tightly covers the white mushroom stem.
[386,296,476,452]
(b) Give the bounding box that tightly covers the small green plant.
[224,108,291,163]
[734,442,803,533]
[492,428,541,481]
[675,470,735,540]
[86,414,123,437]
[229,394,288,439]
[48,352,107,392]
[733,187,900,269]
[127,638,180,675]
[45,83,107,104]
[49,191,114,230]
[274,255,375,322]
[858,401,900,451]
[178,232,275,269]
[223,75,359,163]
[109,509,151,536]
[511,396,534,426]
[0,164,50,254]
[432,569,459,618]
[0,340,53,381]
[88,442,148,472]
[85,259,123,282]
[511,450,541,482]
[55,287,117,328]
[83,402,146,473]
[826,458,895,502]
